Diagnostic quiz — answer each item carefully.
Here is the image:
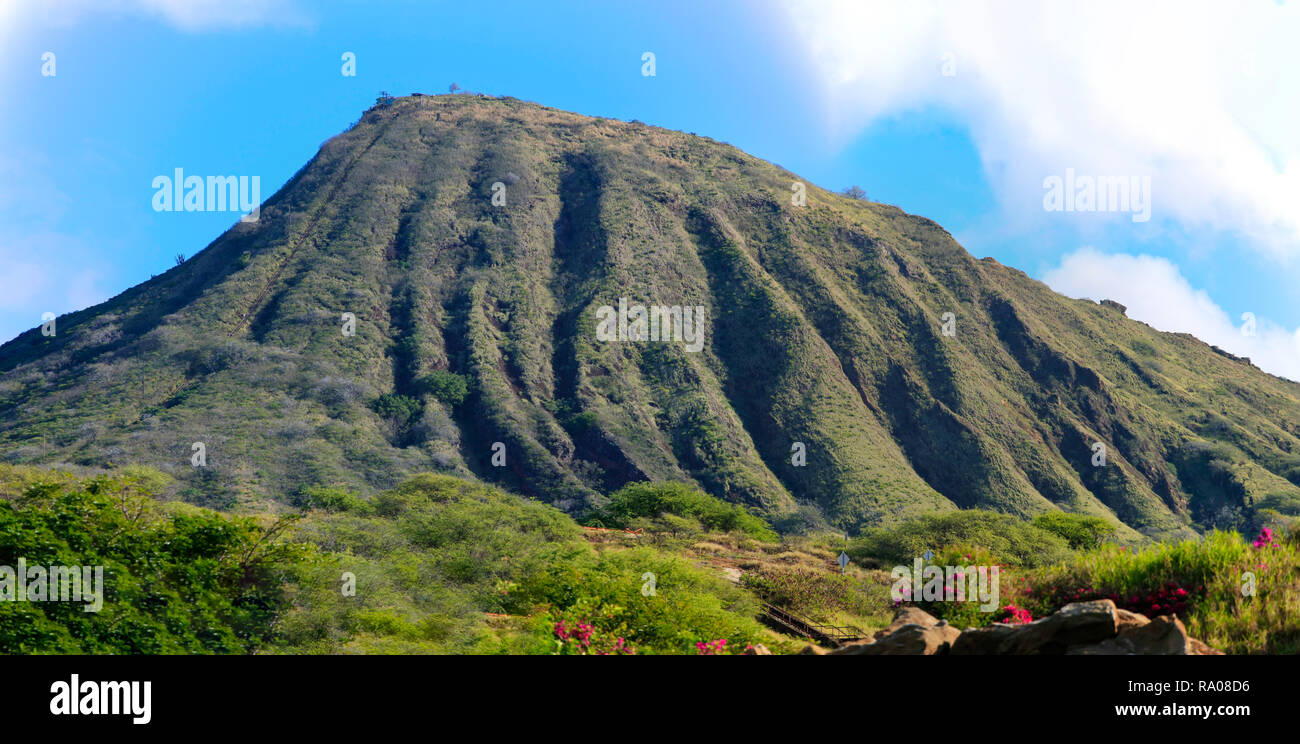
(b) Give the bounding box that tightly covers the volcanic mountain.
[4,94,1299,540]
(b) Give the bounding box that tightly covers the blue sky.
[2,0,1298,378]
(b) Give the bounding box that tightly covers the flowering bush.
[1018,576,1200,620]
[1252,528,1277,549]
[695,638,728,655]
[999,604,1033,624]
[890,527,1299,654]
[517,547,768,654]
[552,618,636,655]
[890,545,1013,629]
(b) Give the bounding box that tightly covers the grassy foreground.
[1,464,1296,654]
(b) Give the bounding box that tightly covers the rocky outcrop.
[808,600,1223,655]
[872,607,941,639]
[836,621,962,655]
[951,599,1119,654]
[1068,614,1225,655]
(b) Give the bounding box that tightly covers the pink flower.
[1252,528,1276,548]
[696,638,729,655]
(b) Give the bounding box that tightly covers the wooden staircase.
[759,601,864,648]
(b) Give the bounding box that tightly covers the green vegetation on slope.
[0,466,772,655]
[849,509,1077,569]
[850,506,1299,654]
[4,95,1299,539]
[0,466,308,653]
[584,481,779,541]
[3,465,1296,654]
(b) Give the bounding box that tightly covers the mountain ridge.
[3,93,1299,540]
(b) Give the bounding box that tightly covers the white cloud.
[11,0,309,32]
[1041,248,1300,382]
[134,0,307,31]
[777,0,1300,256]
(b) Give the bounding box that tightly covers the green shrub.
[849,510,1073,568]
[294,484,370,514]
[1130,340,1157,356]
[588,481,778,541]
[0,472,314,653]
[512,546,767,654]
[281,473,770,655]
[740,567,869,622]
[1014,528,1300,654]
[373,393,421,424]
[419,371,469,407]
[564,410,598,433]
[1031,512,1117,549]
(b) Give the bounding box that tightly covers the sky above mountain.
[2,0,1298,379]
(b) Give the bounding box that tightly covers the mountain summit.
[4,94,1299,539]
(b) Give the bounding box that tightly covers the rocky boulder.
[803,600,1224,656]
[872,607,941,640]
[951,599,1119,655]
[816,607,956,655]
[1068,614,1225,655]
[833,621,961,655]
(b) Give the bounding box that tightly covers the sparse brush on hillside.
[741,566,874,623]
[279,475,778,654]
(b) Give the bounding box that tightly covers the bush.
[740,567,868,622]
[294,484,370,514]
[1013,528,1300,654]
[849,510,1073,568]
[841,185,868,200]
[312,376,367,407]
[1031,512,1117,549]
[372,393,421,424]
[0,473,313,653]
[281,473,770,654]
[564,410,598,433]
[587,482,778,541]
[513,546,767,655]
[420,371,469,407]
